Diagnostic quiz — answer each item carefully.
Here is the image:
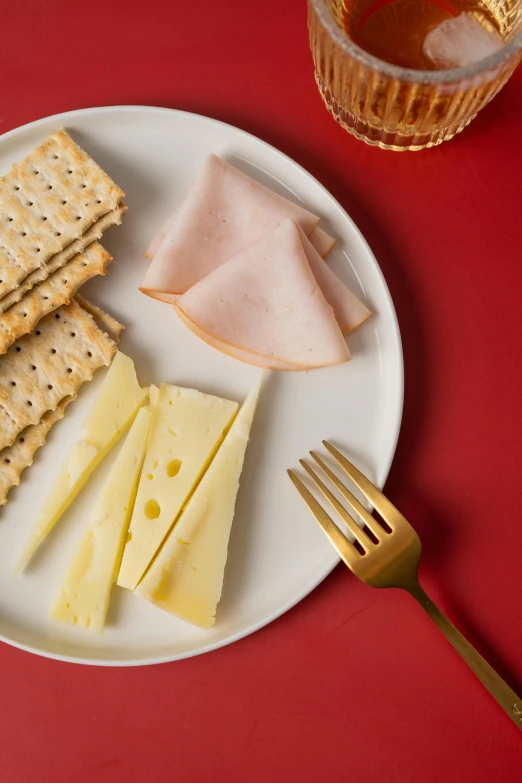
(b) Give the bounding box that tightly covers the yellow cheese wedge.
[117,384,238,590]
[135,378,262,628]
[50,402,155,632]
[14,352,148,573]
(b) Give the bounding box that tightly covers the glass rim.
[309,0,522,84]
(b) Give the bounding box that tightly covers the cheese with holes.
[117,384,238,590]
[136,378,261,628]
[14,352,148,572]
[50,402,155,632]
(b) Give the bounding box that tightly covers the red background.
[1,1,521,780]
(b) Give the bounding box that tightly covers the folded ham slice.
[176,308,300,370]
[296,226,371,334]
[145,211,335,263]
[307,225,335,258]
[175,219,351,370]
[141,154,327,298]
[144,208,179,260]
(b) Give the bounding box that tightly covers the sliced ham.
[296,226,371,335]
[308,225,335,258]
[175,219,351,370]
[148,224,368,322]
[141,155,322,298]
[146,211,334,262]
[176,308,300,370]
[145,209,335,261]
[144,208,179,260]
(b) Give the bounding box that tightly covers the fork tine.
[310,451,386,541]
[323,442,407,529]
[299,460,374,549]
[287,470,359,568]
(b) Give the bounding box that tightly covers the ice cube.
[424,12,503,70]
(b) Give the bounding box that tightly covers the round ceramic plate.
[0,106,403,665]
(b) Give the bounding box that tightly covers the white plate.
[0,106,403,666]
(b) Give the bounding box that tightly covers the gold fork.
[289,441,522,731]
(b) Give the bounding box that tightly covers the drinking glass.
[308,0,522,150]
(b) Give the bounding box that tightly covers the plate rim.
[0,105,404,666]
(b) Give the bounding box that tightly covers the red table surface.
[1,1,521,781]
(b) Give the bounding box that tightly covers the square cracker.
[0,298,124,506]
[0,241,113,354]
[0,129,125,299]
[73,294,124,343]
[0,204,126,314]
[0,298,117,452]
[0,398,72,506]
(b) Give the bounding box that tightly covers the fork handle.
[407,581,522,731]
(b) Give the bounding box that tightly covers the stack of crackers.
[0,129,126,505]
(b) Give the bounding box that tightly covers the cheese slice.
[117,384,239,590]
[136,378,261,628]
[50,402,155,632]
[14,352,148,572]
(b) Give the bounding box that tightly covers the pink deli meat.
[141,154,328,298]
[307,225,335,258]
[145,212,335,263]
[175,219,351,370]
[296,226,371,335]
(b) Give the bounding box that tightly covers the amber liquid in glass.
[341,0,506,70]
[309,0,521,149]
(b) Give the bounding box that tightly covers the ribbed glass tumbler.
[308,0,522,150]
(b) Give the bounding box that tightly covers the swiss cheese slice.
[50,402,155,632]
[136,378,261,628]
[117,384,239,590]
[14,352,148,572]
